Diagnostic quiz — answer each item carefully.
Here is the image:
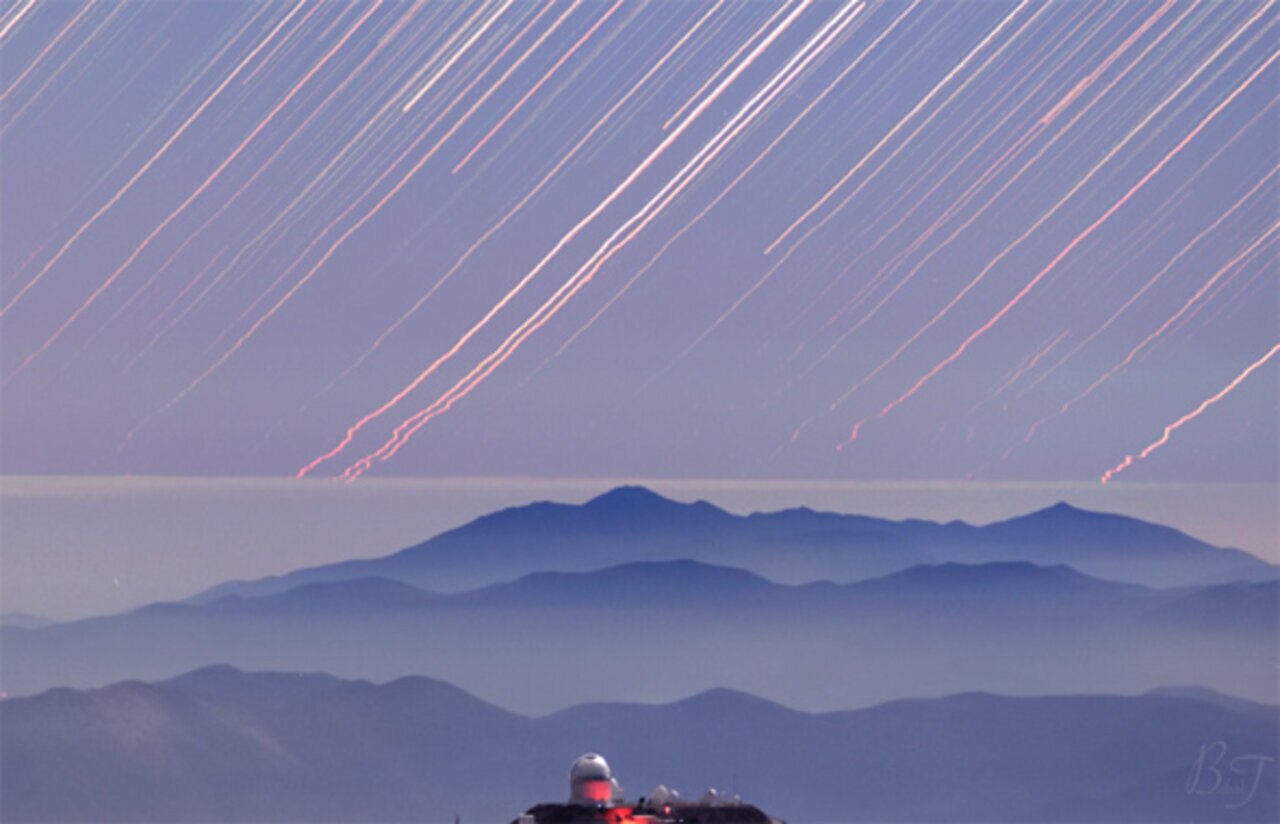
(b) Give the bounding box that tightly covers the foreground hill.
[190,486,1275,601]
[2,666,1274,822]
[5,560,1274,712]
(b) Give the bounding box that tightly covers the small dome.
[569,754,611,782]
[569,754,617,806]
[647,785,674,806]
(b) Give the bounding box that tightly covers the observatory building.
[569,754,624,805]
[513,753,782,824]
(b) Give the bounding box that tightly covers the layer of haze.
[2,475,1275,620]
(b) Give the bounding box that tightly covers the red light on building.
[581,779,612,802]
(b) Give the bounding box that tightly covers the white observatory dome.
[570,753,611,782]
[569,754,617,806]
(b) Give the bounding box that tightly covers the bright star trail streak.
[839,19,1278,449]
[450,0,623,174]
[0,1,94,106]
[2,1,384,385]
[1186,234,1278,324]
[784,0,1120,347]
[1068,219,1277,392]
[102,1,429,331]
[3,1,1275,485]
[126,3,494,332]
[785,0,1163,389]
[1100,343,1279,483]
[238,11,310,87]
[7,4,235,184]
[131,2,606,432]
[806,0,1182,397]
[0,0,36,42]
[826,1,1170,300]
[1021,94,1279,395]
[0,1,305,317]
[977,328,1070,412]
[170,0,582,392]
[793,0,1187,385]
[169,4,483,323]
[1,2,147,142]
[669,0,1058,368]
[222,0,570,365]
[659,0,790,132]
[250,4,566,292]
[301,0,727,411]
[392,2,498,110]
[296,0,833,477]
[1194,238,1279,329]
[329,0,865,480]
[150,250,228,337]
[184,2,423,296]
[766,0,1032,258]
[778,0,1061,264]
[1020,167,1278,443]
[543,0,916,365]
[401,0,513,113]
[244,0,336,85]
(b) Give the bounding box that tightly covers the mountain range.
[3,487,1276,821]
[189,486,1276,601]
[3,665,1274,822]
[4,556,1274,712]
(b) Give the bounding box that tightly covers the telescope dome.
[569,754,610,782]
[568,754,615,805]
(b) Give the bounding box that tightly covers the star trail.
[1,0,1274,483]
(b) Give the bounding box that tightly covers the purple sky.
[1,0,1276,484]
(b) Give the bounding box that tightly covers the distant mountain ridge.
[0,611,54,629]
[3,666,1275,822]
[190,486,1276,604]
[199,559,1175,612]
[5,558,1274,711]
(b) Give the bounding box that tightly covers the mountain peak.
[586,485,677,508]
[580,485,725,522]
[669,686,796,716]
[1023,501,1097,520]
[996,500,1144,530]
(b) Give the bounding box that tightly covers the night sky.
[2,0,1276,484]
